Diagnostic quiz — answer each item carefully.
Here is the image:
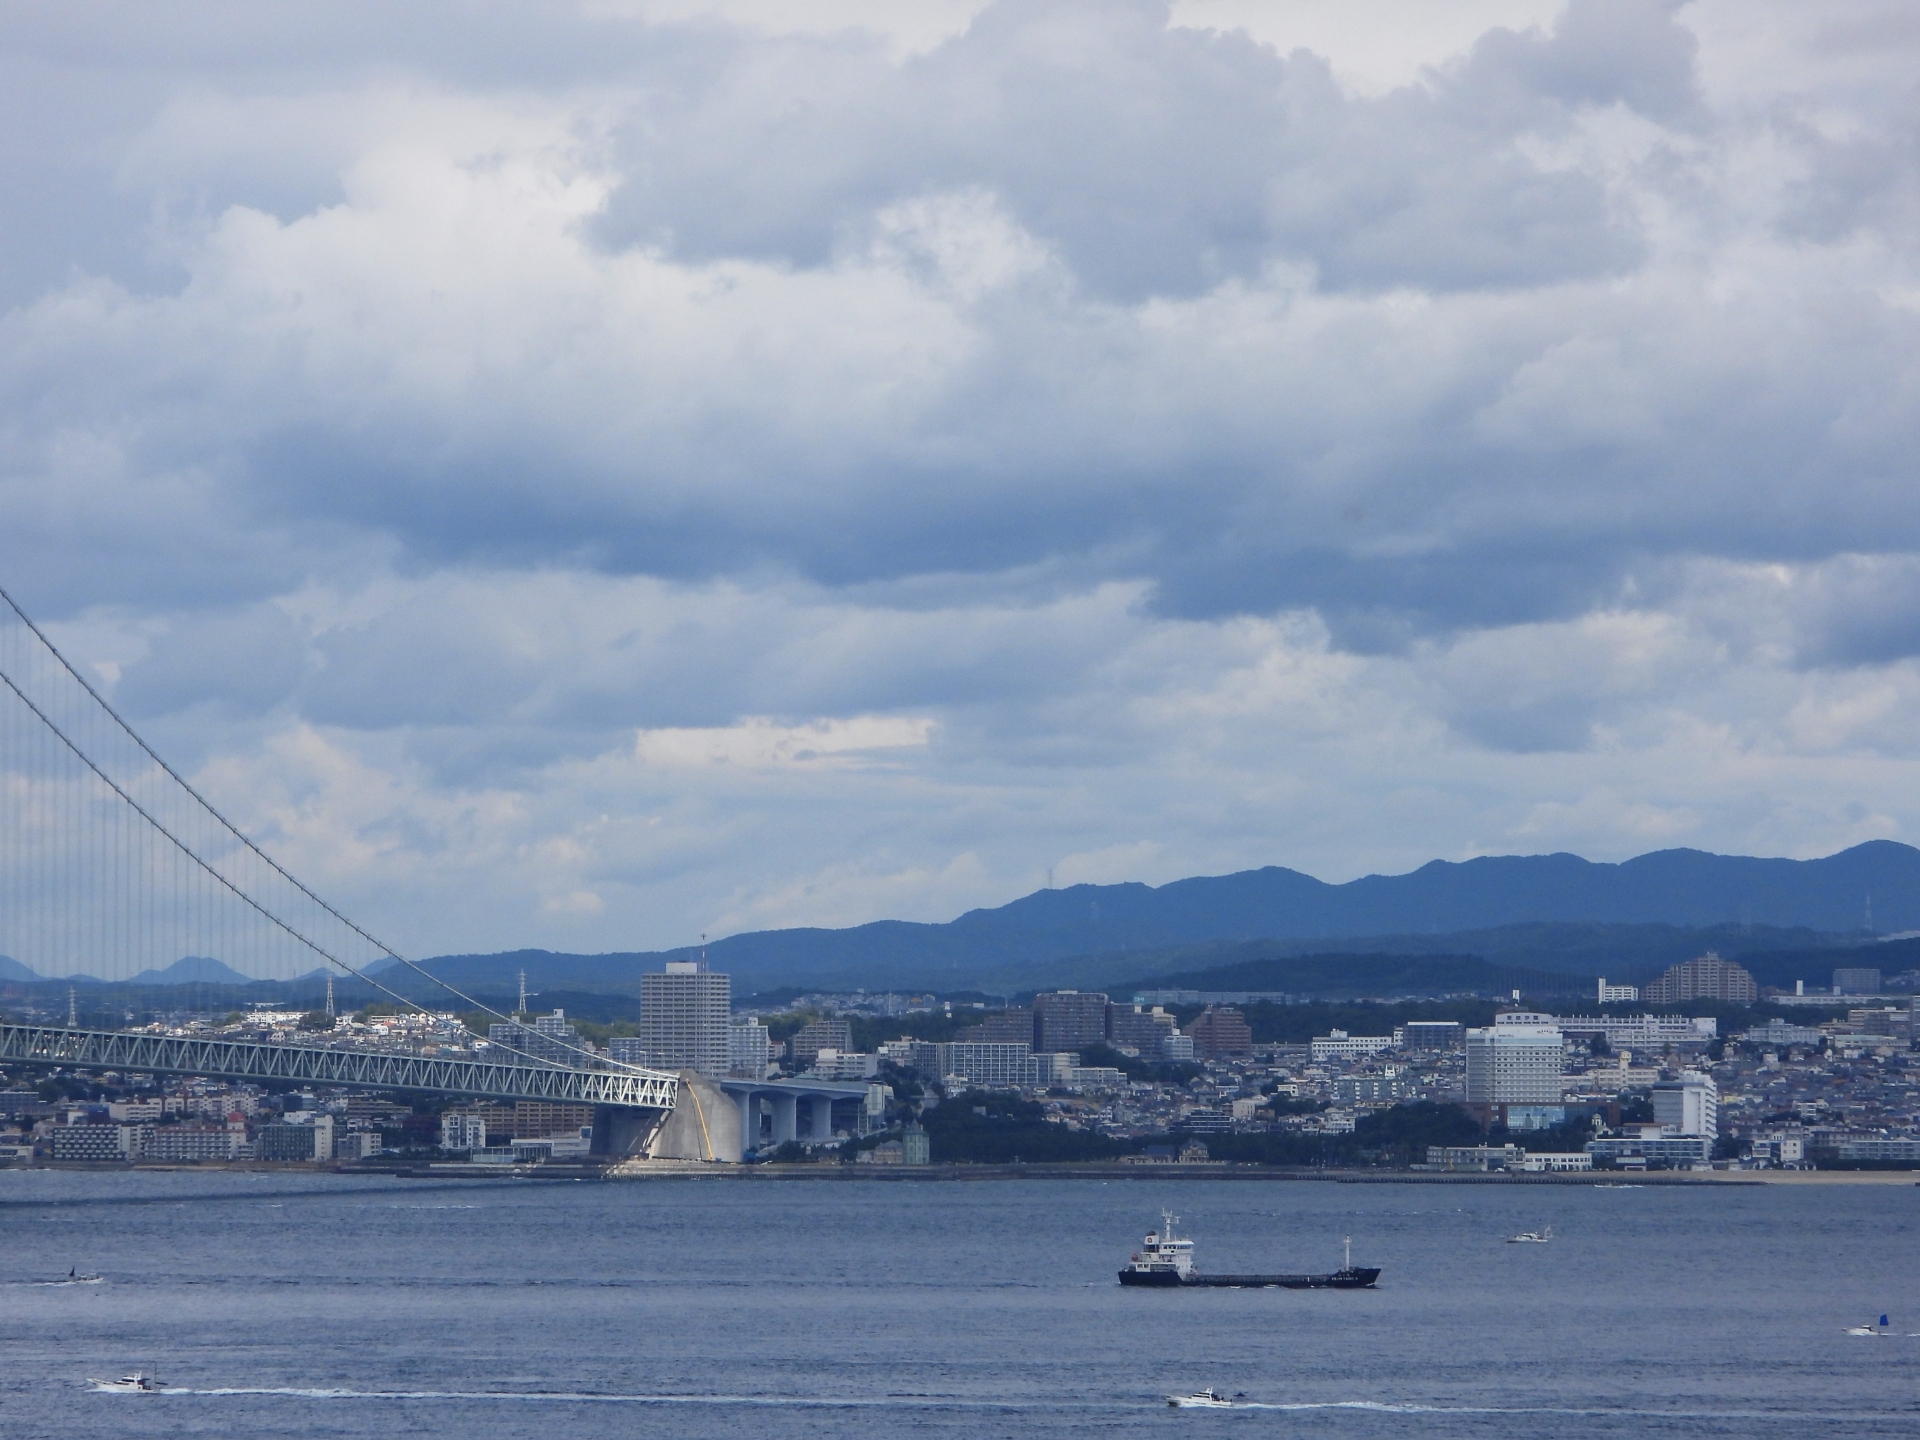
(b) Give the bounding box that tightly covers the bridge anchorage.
[0,584,689,1161]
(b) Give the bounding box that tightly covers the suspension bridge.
[0,586,698,1158]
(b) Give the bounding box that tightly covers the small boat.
[1168,1389,1246,1408]
[1845,1315,1893,1336]
[1506,1226,1552,1244]
[61,1267,104,1284]
[87,1371,162,1393]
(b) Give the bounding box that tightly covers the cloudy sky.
[4,0,1919,959]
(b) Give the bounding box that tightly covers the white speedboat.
[1506,1226,1552,1244]
[1168,1389,1246,1408]
[88,1371,162,1393]
[62,1267,104,1284]
[1845,1315,1893,1336]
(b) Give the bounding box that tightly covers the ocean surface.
[0,1171,1915,1438]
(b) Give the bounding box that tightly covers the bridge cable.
[0,585,646,1078]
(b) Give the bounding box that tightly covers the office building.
[1642,952,1757,1005]
[1651,1072,1718,1140]
[786,1017,852,1067]
[1034,991,1109,1052]
[637,961,731,1076]
[728,1018,774,1076]
[1833,967,1883,996]
[1466,1013,1565,1107]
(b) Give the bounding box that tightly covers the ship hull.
[1119,1267,1381,1289]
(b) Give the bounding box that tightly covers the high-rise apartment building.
[1186,1006,1253,1058]
[635,961,731,1077]
[786,1017,852,1066]
[728,1017,773,1076]
[1034,991,1109,1052]
[1465,1013,1565,1106]
[1107,1004,1177,1052]
[1642,952,1757,1005]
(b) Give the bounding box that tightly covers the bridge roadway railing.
[0,1023,678,1111]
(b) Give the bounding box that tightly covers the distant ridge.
[126,956,258,986]
[402,841,1920,994]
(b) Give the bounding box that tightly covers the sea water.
[1,1170,1915,1438]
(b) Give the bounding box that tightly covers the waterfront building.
[255,1116,334,1162]
[785,1016,851,1068]
[1311,1030,1393,1061]
[637,961,732,1076]
[1833,1136,1920,1163]
[1426,1144,1524,1172]
[1597,978,1639,1003]
[1466,1013,1565,1108]
[1514,1152,1593,1172]
[147,1125,241,1162]
[441,1112,487,1151]
[1643,952,1757,1005]
[857,1140,905,1164]
[1833,967,1882,995]
[727,1018,774,1077]
[1394,1021,1465,1051]
[1186,1006,1253,1058]
[333,1131,382,1161]
[1034,991,1110,1052]
[1652,1072,1719,1139]
[510,1102,594,1137]
[901,1120,930,1165]
[51,1123,141,1161]
[1585,1129,1711,1167]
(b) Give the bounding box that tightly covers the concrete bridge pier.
[592,1105,666,1158]
[735,1092,761,1153]
[808,1094,835,1142]
[769,1092,798,1145]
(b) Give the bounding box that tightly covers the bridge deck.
[0,1024,677,1111]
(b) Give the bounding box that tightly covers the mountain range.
[389,840,1920,995]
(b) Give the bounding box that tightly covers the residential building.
[333,1131,382,1161]
[1034,991,1110,1052]
[441,1112,487,1151]
[51,1123,139,1161]
[1597,978,1639,1003]
[1554,1014,1718,1047]
[1466,1013,1565,1108]
[1334,1074,1414,1105]
[785,1017,851,1068]
[1586,1130,1711,1167]
[1642,952,1757,1005]
[961,1009,1039,1046]
[1068,1066,1127,1091]
[1107,1004,1177,1052]
[255,1116,334,1162]
[488,1009,589,1066]
[147,1126,240,1162]
[1394,1021,1465,1051]
[1743,1019,1825,1048]
[933,1042,1034,1089]
[1833,967,1882,996]
[636,962,732,1076]
[1187,1006,1253,1058]
[727,1018,774,1077]
[510,1102,594,1137]
[1159,1033,1195,1061]
[1312,1031,1394,1061]
[1514,1152,1593,1172]
[808,1049,880,1080]
[1651,1072,1718,1140]
[1833,1137,1920,1163]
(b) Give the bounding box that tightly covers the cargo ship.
[1118,1210,1381,1289]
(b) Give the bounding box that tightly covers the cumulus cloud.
[2,0,1920,955]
